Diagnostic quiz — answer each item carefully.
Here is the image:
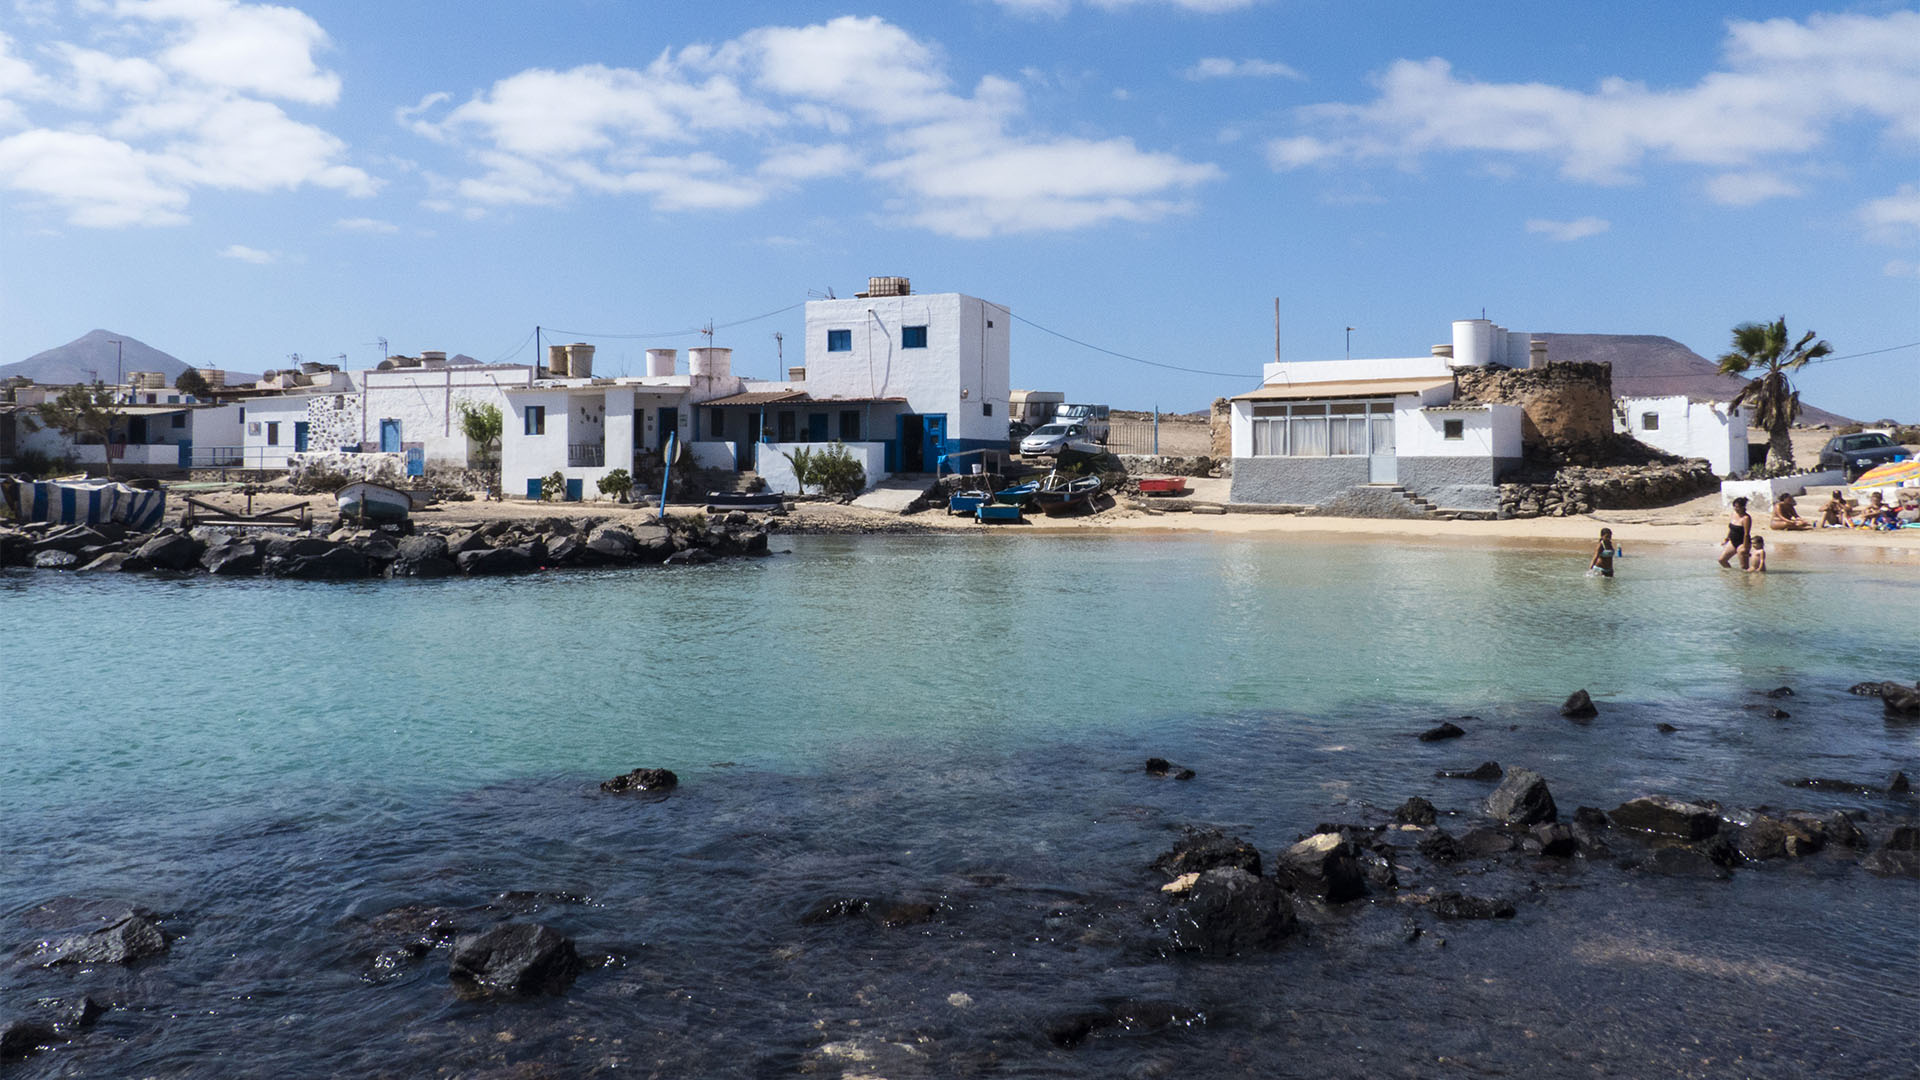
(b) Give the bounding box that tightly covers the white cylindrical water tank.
[1430,345,1454,360]
[1530,339,1550,368]
[1451,320,1494,367]
[547,344,570,377]
[566,343,595,379]
[689,347,732,378]
[1492,327,1509,367]
[421,350,447,367]
[1503,333,1529,368]
[645,349,677,377]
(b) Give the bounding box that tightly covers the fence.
[1105,416,1162,456]
[189,445,275,469]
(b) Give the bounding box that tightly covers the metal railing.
[568,443,606,468]
[188,446,277,469]
[1106,417,1161,456]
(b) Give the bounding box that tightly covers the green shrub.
[541,470,567,501]
[782,442,866,498]
[597,468,633,501]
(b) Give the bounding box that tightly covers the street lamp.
[108,338,123,386]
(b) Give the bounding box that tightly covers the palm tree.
[1717,316,1831,475]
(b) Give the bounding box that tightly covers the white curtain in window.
[1289,417,1328,456]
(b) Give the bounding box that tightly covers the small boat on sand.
[974,502,1022,523]
[704,491,784,511]
[336,481,415,524]
[948,490,991,515]
[1136,476,1189,496]
[991,481,1039,507]
[1033,474,1102,516]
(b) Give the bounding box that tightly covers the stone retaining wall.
[1499,461,1717,518]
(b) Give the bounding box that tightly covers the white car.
[1020,423,1101,457]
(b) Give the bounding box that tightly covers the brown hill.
[1537,333,1851,426]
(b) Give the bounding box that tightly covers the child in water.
[1588,527,1620,577]
[1747,535,1767,573]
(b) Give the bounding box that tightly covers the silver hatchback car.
[1020,423,1100,457]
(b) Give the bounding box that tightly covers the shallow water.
[2,534,1916,1077]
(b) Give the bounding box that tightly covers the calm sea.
[2,534,1915,1077]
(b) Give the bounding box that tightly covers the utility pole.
[1272,299,1280,365]
[108,338,123,388]
[1345,327,1355,362]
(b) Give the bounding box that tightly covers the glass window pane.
[1330,402,1365,415]
[1293,403,1326,416]
[1371,417,1393,453]
[1252,420,1269,456]
[1290,417,1327,455]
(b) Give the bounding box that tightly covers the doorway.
[897,413,947,473]
[379,418,401,452]
[657,407,678,451]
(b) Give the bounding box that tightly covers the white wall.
[239,395,326,468]
[1618,395,1748,476]
[756,441,889,494]
[1400,404,1523,458]
[359,366,532,466]
[1259,355,1451,385]
[688,441,738,471]
[803,291,1011,450]
[190,404,244,450]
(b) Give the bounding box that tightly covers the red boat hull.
[1137,477,1188,495]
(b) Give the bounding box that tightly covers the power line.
[1008,313,1248,379]
[487,328,536,365]
[542,302,805,342]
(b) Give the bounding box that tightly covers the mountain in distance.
[1537,333,1852,426]
[1,330,257,387]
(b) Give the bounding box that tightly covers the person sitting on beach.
[1897,492,1920,526]
[1862,491,1897,529]
[1718,497,1753,569]
[1770,493,1812,531]
[1589,527,1621,577]
[1747,535,1767,573]
[1820,491,1856,528]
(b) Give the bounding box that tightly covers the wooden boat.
[337,481,414,524]
[1136,476,1189,496]
[974,502,1023,524]
[947,490,991,515]
[704,491,784,511]
[991,481,1039,506]
[1033,474,1102,516]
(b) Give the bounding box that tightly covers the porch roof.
[1233,377,1453,402]
[701,392,908,407]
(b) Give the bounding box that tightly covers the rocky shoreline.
[0,511,770,579]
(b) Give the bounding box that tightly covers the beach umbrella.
[1849,460,1920,490]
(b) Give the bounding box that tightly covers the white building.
[1229,318,1529,513]
[9,397,243,474]
[1616,395,1749,477]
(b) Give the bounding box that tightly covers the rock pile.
[1498,461,1717,518]
[0,513,769,580]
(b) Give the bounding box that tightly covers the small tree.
[1717,316,1831,475]
[541,470,567,501]
[782,442,866,498]
[174,368,213,399]
[597,467,633,502]
[28,381,123,478]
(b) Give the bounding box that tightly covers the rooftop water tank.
[566,343,594,379]
[689,347,732,378]
[420,350,447,365]
[547,343,570,377]
[129,371,166,389]
[1450,320,1494,368]
[196,368,226,388]
[1530,339,1550,369]
[867,276,910,297]
[645,349,676,377]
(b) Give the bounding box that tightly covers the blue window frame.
[524,405,545,436]
[827,329,851,352]
[902,325,928,349]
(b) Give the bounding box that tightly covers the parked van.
[1053,403,1110,444]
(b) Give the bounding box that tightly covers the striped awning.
[1233,377,1453,402]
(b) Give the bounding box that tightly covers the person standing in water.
[1589,527,1621,577]
[1719,497,1753,569]
[1747,535,1767,573]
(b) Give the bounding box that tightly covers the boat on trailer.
[974,502,1023,523]
[947,489,992,515]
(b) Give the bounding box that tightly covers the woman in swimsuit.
[1771,493,1812,531]
[1820,491,1855,528]
[1589,527,1620,577]
[1718,497,1752,569]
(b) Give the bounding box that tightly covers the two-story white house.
[1229,318,1530,513]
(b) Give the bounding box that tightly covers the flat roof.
[702,392,908,406]
[1234,376,1453,402]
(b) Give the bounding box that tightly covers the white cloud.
[0,1,371,227]
[412,15,1218,236]
[1861,184,1920,242]
[1525,216,1610,242]
[994,0,1258,14]
[335,216,398,233]
[1266,11,1920,194]
[1704,172,1802,206]
[1883,259,1920,279]
[1187,57,1303,81]
[219,242,277,263]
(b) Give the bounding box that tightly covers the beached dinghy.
[991,481,1039,507]
[704,491,784,511]
[974,502,1022,523]
[1033,474,1102,516]
[336,481,415,524]
[1136,476,1189,496]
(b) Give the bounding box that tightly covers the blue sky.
[2,0,1916,419]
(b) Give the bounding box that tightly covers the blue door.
[405,446,425,476]
[178,440,193,468]
[527,478,543,499]
[922,414,946,471]
[808,413,829,442]
[379,418,401,452]
[293,421,309,452]
[565,478,583,501]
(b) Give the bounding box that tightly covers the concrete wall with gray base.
[1397,456,1521,511]
[1230,456,1370,506]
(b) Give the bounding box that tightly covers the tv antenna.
[807,286,836,300]
[364,337,388,362]
[773,330,784,368]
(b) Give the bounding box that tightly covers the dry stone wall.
[1453,363,1614,457]
[1498,462,1716,518]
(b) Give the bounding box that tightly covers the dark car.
[1818,432,1908,479]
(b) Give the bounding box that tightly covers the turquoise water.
[2,534,1916,1077]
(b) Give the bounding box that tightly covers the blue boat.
[947,490,991,515]
[975,503,1022,524]
[991,481,1039,506]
